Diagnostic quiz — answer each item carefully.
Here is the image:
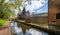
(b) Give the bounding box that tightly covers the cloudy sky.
[21,0,48,14]
[5,0,48,14]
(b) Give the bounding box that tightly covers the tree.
[0,0,15,19]
[8,0,30,13]
[0,0,30,19]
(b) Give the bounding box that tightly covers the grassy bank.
[0,19,6,29]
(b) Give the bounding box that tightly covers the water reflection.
[10,21,48,35]
[29,28,48,35]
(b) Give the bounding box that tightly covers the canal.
[10,21,56,35]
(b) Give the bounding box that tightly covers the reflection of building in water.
[11,22,48,35]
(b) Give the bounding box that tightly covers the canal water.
[10,21,48,35]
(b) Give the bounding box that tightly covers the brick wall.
[48,0,60,25]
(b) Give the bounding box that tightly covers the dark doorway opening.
[56,13,60,19]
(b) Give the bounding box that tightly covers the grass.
[0,19,6,29]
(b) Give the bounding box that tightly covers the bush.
[0,19,6,29]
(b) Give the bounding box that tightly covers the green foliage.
[0,0,29,19]
[0,0,15,19]
[0,19,6,29]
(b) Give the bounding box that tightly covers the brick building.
[31,13,48,24]
[48,0,60,26]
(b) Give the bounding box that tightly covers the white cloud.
[21,0,48,13]
[30,1,44,9]
[5,0,9,2]
[22,0,43,11]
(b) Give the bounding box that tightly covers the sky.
[5,0,48,15]
[21,0,48,14]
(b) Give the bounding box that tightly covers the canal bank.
[15,19,60,35]
[0,20,12,35]
[10,21,48,35]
